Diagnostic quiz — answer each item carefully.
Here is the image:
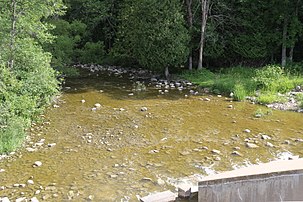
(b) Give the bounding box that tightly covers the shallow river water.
[0,70,303,201]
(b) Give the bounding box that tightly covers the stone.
[140,190,176,202]
[211,149,221,155]
[204,98,210,101]
[0,169,5,173]
[243,129,251,133]
[246,142,259,148]
[30,197,39,202]
[47,143,56,147]
[81,99,86,103]
[26,147,36,152]
[16,198,26,202]
[53,104,59,108]
[227,105,233,108]
[149,150,159,154]
[265,142,274,148]
[110,174,118,178]
[35,190,41,195]
[284,140,291,144]
[214,156,221,161]
[33,161,42,167]
[141,107,148,112]
[261,134,271,140]
[0,197,10,202]
[157,179,165,186]
[94,103,101,108]
[27,180,34,185]
[178,184,191,198]
[231,151,243,156]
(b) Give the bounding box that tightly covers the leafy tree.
[114,0,189,76]
[0,0,64,153]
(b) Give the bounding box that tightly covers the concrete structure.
[140,190,176,202]
[198,159,303,202]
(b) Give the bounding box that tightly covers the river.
[0,69,302,201]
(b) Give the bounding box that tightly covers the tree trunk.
[281,18,288,67]
[197,0,210,70]
[165,66,170,81]
[289,47,294,63]
[9,0,17,70]
[185,0,193,71]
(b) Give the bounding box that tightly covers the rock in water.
[33,161,42,167]
[246,143,259,148]
[94,103,101,108]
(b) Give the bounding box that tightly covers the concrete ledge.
[198,159,303,202]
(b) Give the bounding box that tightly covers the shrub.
[233,83,247,101]
[79,41,106,64]
[253,65,285,90]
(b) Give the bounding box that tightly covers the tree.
[197,0,211,70]
[114,0,189,77]
[0,0,64,153]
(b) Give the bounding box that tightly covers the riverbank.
[181,65,303,112]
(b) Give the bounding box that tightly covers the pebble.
[204,98,210,101]
[27,180,34,185]
[16,198,26,202]
[0,197,10,202]
[149,150,159,154]
[261,134,271,140]
[214,156,221,161]
[0,169,5,173]
[94,103,101,108]
[284,140,291,144]
[231,151,243,156]
[243,129,251,133]
[47,143,56,147]
[35,190,41,195]
[53,104,59,108]
[33,161,42,167]
[266,142,274,148]
[246,142,259,148]
[80,99,86,103]
[157,179,165,186]
[30,197,39,202]
[26,148,36,152]
[110,174,118,178]
[227,105,233,108]
[211,149,221,155]
[140,107,148,112]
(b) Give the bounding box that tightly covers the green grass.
[180,64,303,103]
[296,93,303,108]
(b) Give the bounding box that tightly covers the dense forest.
[1,0,303,153]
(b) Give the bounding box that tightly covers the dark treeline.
[47,0,303,74]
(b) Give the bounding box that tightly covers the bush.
[79,41,106,64]
[233,83,247,101]
[254,65,285,90]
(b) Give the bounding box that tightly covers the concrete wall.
[198,159,303,202]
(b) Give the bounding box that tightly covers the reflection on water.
[0,72,302,201]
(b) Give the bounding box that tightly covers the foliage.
[233,83,247,101]
[45,19,87,67]
[296,93,303,108]
[79,41,106,64]
[182,65,303,104]
[254,108,273,118]
[0,0,64,153]
[114,0,189,71]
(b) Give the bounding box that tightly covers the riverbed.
[0,69,302,201]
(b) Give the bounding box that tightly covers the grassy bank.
[181,65,303,104]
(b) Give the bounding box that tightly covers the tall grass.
[181,64,303,103]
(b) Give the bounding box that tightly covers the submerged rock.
[33,161,42,167]
[246,142,259,148]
